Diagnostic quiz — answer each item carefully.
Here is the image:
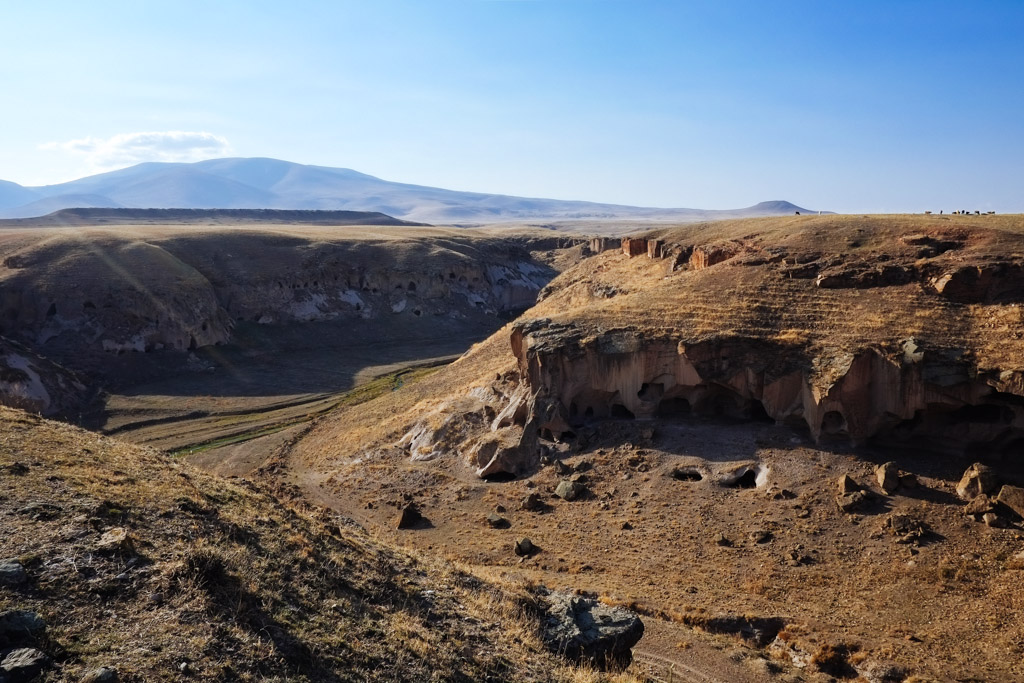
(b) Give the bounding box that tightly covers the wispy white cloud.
[40,131,231,170]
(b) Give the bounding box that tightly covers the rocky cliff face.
[0,229,576,360]
[401,216,1024,478]
[507,322,1024,451]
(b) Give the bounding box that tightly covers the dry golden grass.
[0,406,646,682]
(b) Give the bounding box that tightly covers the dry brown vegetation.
[0,406,649,682]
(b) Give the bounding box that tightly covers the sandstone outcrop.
[504,322,1024,454]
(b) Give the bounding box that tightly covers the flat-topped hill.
[0,207,427,227]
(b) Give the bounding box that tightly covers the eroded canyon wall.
[506,321,1024,459]
[0,231,574,358]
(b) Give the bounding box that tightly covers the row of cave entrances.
[564,382,775,425]
[549,382,1024,458]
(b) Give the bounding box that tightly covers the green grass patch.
[169,362,445,457]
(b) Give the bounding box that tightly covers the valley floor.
[279,410,1024,683]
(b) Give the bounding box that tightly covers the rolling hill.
[0,158,826,223]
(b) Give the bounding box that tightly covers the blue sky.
[1,0,1022,212]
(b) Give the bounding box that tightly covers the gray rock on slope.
[0,560,28,587]
[540,591,644,667]
[1,648,48,682]
[0,611,46,646]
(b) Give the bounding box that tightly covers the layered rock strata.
[509,321,1023,445]
[0,231,574,358]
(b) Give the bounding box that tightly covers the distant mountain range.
[0,158,827,223]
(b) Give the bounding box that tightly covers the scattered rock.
[0,560,28,588]
[837,474,862,495]
[555,480,585,501]
[714,532,733,547]
[1,648,48,682]
[514,537,537,557]
[485,513,510,529]
[784,548,813,566]
[521,493,545,512]
[553,460,573,476]
[0,611,46,646]
[883,514,927,545]
[766,487,796,500]
[749,529,772,544]
[899,473,918,489]
[964,494,996,518]
[539,591,644,666]
[81,667,119,683]
[956,463,999,500]
[620,521,633,530]
[395,503,423,530]
[859,660,908,683]
[16,503,61,521]
[573,459,592,473]
[983,512,1005,528]
[494,504,506,513]
[837,491,869,513]
[996,485,1024,519]
[96,527,135,555]
[875,462,900,494]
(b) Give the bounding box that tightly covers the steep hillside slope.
[0,406,641,682]
[283,213,1024,681]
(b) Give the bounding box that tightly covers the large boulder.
[874,462,900,494]
[0,559,28,587]
[0,611,46,648]
[956,463,999,500]
[996,485,1024,519]
[539,591,644,667]
[554,480,585,501]
[1,648,48,682]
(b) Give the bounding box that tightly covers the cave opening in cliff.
[671,467,703,482]
[949,403,1014,424]
[873,395,1023,455]
[611,404,635,419]
[694,388,746,419]
[726,469,758,488]
[748,400,773,423]
[821,411,847,436]
[657,397,691,417]
[637,382,664,402]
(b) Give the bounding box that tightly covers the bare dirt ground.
[96,317,487,454]
[287,410,1024,682]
